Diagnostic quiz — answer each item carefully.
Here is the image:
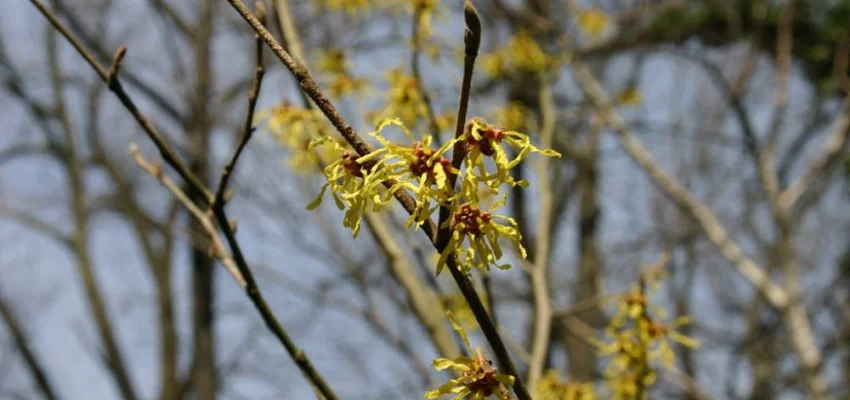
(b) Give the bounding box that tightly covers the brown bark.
[187,1,218,399]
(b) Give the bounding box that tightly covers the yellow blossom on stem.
[315,49,368,98]
[358,118,458,227]
[372,69,430,127]
[463,117,561,190]
[479,31,559,77]
[425,312,514,400]
[412,0,440,39]
[439,292,488,329]
[595,271,699,399]
[535,370,596,400]
[307,138,393,238]
[436,197,526,275]
[256,102,339,172]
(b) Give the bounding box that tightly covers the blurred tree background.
[1,0,849,399]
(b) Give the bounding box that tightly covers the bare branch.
[0,294,61,400]
[129,144,246,288]
[780,95,850,212]
[527,79,556,390]
[225,2,532,399]
[570,60,791,310]
[28,0,211,203]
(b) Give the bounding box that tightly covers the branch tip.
[107,45,127,86]
[463,0,481,54]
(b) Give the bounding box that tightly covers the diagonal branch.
[570,61,791,310]
[273,0,460,361]
[28,0,211,203]
[225,1,532,399]
[0,294,61,400]
[779,95,850,213]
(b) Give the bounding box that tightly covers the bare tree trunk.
[188,1,217,398]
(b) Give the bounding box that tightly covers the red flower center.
[408,142,452,183]
[342,151,365,178]
[453,203,491,236]
[465,127,505,157]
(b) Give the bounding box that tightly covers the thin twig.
[434,2,531,399]
[33,0,340,396]
[225,1,531,398]
[570,60,791,310]
[132,143,341,400]
[28,0,211,203]
[208,5,341,398]
[212,3,266,209]
[130,145,247,288]
[0,294,61,400]
[779,95,850,212]
[225,0,435,237]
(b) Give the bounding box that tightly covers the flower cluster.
[257,102,341,172]
[480,31,561,77]
[535,370,596,400]
[425,312,514,400]
[307,137,391,237]
[308,115,559,272]
[463,117,559,190]
[370,69,431,127]
[315,48,368,98]
[358,118,458,226]
[596,271,699,399]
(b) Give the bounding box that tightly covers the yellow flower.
[614,87,642,107]
[535,370,596,400]
[640,317,700,368]
[256,102,338,173]
[480,31,559,77]
[315,49,368,98]
[316,48,348,75]
[480,52,507,78]
[425,312,514,400]
[307,138,394,237]
[463,117,560,190]
[313,0,378,14]
[435,109,457,134]
[436,198,526,275]
[373,69,430,127]
[327,75,369,98]
[596,272,700,399]
[576,8,612,38]
[412,0,440,39]
[507,31,552,73]
[358,118,459,227]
